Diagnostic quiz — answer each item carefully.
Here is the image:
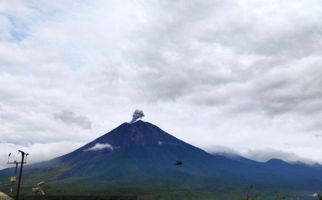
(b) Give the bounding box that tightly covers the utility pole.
[7,154,19,194]
[246,185,253,200]
[15,150,29,200]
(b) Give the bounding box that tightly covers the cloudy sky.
[1,0,322,169]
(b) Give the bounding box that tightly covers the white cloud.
[0,141,83,169]
[84,143,113,152]
[243,148,316,164]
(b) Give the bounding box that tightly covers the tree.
[317,193,322,200]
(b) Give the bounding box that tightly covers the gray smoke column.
[130,109,144,123]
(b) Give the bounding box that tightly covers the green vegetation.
[0,170,319,200]
[1,177,319,200]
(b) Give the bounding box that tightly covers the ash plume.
[130,109,144,123]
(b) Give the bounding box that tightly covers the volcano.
[1,120,322,199]
[27,121,242,184]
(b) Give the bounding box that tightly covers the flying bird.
[175,161,183,166]
[32,181,45,195]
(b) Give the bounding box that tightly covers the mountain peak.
[125,119,147,126]
[79,120,182,152]
[130,119,144,124]
[119,120,150,128]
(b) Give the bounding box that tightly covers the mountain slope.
[34,121,242,181]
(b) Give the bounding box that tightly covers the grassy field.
[1,179,317,200]
[0,169,318,200]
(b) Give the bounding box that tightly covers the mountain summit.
[81,120,185,148]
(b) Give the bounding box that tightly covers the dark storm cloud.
[54,110,92,129]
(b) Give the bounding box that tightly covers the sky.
[0,0,322,169]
